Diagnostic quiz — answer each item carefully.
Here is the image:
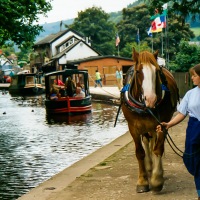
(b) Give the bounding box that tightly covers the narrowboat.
[9,70,45,96]
[44,69,92,115]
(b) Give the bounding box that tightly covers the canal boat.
[9,71,45,96]
[44,69,92,115]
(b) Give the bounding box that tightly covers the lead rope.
[146,107,184,158]
[146,107,200,158]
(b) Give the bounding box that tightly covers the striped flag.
[116,33,120,47]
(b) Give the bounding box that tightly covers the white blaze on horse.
[121,48,179,193]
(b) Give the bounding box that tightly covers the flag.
[150,3,168,20]
[151,16,166,31]
[147,27,152,37]
[136,28,140,43]
[116,34,120,47]
[162,3,168,10]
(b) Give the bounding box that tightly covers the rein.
[146,107,200,158]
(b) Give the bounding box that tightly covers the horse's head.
[132,48,162,108]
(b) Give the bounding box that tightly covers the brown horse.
[121,48,179,193]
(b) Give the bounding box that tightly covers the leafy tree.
[117,4,151,51]
[116,3,195,60]
[144,0,200,25]
[0,0,52,48]
[169,40,200,72]
[69,6,116,55]
[1,44,15,57]
[120,41,151,58]
[16,45,33,63]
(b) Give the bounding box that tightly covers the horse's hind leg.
[131,132,150,193]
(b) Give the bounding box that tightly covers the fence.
[172,72,192,98]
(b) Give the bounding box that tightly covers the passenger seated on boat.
[49,88,59,100]
[54,79,65,86]
[74,87,85,98]
[65,77,76,97]
[53,80,65,96]
[80,84,85,92]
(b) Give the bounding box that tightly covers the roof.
[67,55,133,64]
[51,40,101,60]
[33,28,85,47]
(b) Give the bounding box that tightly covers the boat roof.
[45,69,88,77]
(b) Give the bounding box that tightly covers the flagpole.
[161,30,163,56]
[118,45,119,56]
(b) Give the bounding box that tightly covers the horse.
[121,48,179,193]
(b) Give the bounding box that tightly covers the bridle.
[120,65,168,114]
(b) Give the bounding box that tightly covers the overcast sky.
[38,0,135,24]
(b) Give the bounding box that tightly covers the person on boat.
[157,64,200,200]
[74,87,85,98]
[49,87,59,100]
[94,70,102,87]
[54,79,65,86]
[65,76,76,97]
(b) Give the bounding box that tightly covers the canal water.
[0,91,128,200]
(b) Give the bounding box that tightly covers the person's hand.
[156,125,162,132]
[160,122,170,130]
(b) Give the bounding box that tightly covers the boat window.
[26,76,34,84]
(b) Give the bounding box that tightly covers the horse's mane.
[137,51,160,70]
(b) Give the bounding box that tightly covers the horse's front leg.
[131,132,150,193]
[150,130,165,192]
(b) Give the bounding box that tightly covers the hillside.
[36,18,74,42]
[36,1,200,43]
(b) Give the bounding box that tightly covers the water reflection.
[0,92,127,200]
[46,113,93,125]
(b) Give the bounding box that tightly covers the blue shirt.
[178,86,200,121]
[116,71,122,79]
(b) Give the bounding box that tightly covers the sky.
[38,0,135,24]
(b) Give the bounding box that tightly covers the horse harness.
[120,65,169,115]
[115,65,199,159]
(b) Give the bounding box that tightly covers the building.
[32,28,100,73]
[32,28,134,86]
[68,56,134,86]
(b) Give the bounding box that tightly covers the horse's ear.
[132,47,139,63]
[153,50,159,60]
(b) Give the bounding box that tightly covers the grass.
[190,27,200,36]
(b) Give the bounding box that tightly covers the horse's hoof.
[151,184,163,192]
[136,185,150,193]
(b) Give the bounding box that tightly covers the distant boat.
[9,70,45,96]
[44,69,92,115]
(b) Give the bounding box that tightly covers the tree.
[169,40,200,72]
[144,0,200,25]
[117,4,151,51]
[69,6,116,55]
[120,41,151,58]
[116,3,195,60]
[0,0,52,48]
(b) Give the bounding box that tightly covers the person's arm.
[161,112,186,129]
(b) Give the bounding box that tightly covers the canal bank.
[19,115,197,200]
[18,116,197,200]
[18,132,132,200]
